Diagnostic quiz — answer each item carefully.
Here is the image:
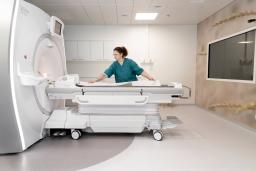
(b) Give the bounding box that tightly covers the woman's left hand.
[141,71,155,81]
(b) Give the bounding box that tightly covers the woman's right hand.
[89,74,106,83]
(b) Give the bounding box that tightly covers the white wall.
[64,25,197,104]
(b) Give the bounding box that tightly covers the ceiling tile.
[83,5,105,24]
[99,0,116,5]
[25,0,235,25]
[38,5,71,20]
[65,6,92,24]
[116,0,133,5]
[100,5,117,24]
[81,0,99,5]
[26,0,83,6]
[117,5,133,24]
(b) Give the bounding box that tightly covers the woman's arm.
[89,74,106,83]
[89,62,115,83]
[129,59,154,81]
[141,71,155,80]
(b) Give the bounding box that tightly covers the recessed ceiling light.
[135,13,158,20]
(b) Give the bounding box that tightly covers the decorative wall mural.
[209,102,256,113]
[196,0,256,129]
[213,11,256,27]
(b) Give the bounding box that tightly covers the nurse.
[90,46,154,83]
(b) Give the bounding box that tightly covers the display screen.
[208,30,255,81]
[54,20,62,35]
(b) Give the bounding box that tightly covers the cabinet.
[77,41,90,60]
[91,41,103,60]
[65,40,115,61]
[104,41,115,61]
[65,41,77,60]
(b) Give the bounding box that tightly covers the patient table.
[45,75,189,141]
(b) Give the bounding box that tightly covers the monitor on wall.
[207,28,256,83]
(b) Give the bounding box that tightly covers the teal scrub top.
[104,58,144,83]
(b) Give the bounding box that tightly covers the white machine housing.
[1,0,67,153]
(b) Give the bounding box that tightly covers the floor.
[1,105,256,171]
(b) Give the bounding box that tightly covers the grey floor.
[1,105,256,171]
[0,133,134,171]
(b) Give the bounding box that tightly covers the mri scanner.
[0,0,190,154]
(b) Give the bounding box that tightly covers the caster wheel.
[153,130,163,141]
[71,130,81,140]
[78,130,82,136]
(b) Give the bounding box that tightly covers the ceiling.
[25,0,234,25]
